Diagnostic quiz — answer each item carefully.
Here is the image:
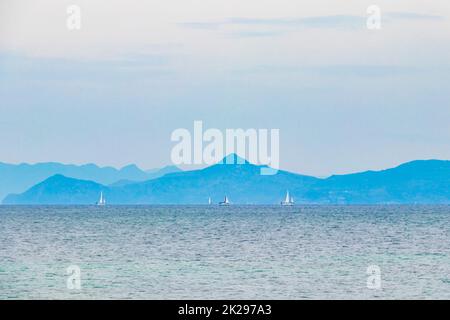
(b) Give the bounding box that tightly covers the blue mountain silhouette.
[3,155,450,204]
[0,162,180,201]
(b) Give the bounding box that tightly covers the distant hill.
[146,165,182,179]
[109,165,181,187]
[0,162,181,201]
[4,174,107,205]
[3,155,450,205]
[318,159,450,203]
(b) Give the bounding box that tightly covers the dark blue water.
[0,205,449,299]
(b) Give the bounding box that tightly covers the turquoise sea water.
[0,205,449,299]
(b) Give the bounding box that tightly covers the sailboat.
[281,190,294,206]
[208,197,212,205]
[96,191,106,206]
[219,196,230,206]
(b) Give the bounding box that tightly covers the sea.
[0,205,449,299]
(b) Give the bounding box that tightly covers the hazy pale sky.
[1,0,449,176]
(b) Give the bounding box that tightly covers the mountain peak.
[218,153,249,165]
[120,164,142,172]
[45,173,66,181]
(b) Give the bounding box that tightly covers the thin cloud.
[238,65,420,77]
[180,15,365,30]
[179,12,446,37]
[227,30,288,38]
[385,12,445,21]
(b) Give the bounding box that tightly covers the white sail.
[97,192,106,206]
[281,190,293,206]
[219,195,230,206]
[208,197,212,205]
[284,191,290,203]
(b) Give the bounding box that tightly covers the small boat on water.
[208,197,212,205]
[219,196,230,206]
[96,192,106,206]
[281,190,294,206]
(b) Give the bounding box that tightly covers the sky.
[0,0,449,176]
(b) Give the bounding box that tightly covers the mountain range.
[3,154,450,205]
[0,162,180,202]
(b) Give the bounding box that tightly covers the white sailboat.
[219,196,230,206]
[281,190,294,206]
[208,197,212,205]
[97,191,106,206]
